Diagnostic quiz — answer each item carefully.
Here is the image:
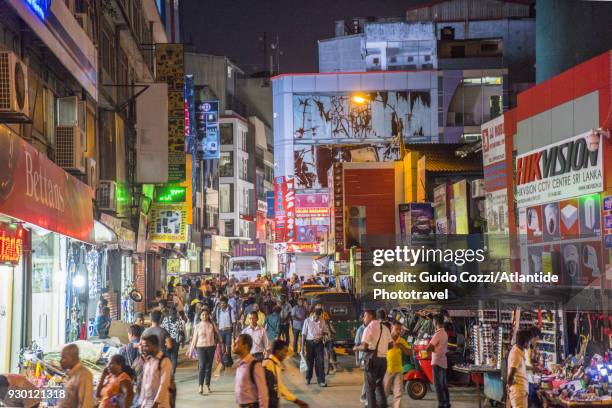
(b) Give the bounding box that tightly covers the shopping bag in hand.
[214,344,222,365]
[299,352,308,373]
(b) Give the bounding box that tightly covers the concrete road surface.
[175,354,481,407]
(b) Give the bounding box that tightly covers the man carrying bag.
[354,310,392,408]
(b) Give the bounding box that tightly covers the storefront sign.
[274,176,295,242]
[196,101,220,160]
[452,180,469,234]
[212,235,230,252]
[167,259,180,274]
[156,43,185,182]
[0,223,24,265]
[399,203,434,245]
[266,191,275,218]
[274,242,321,254]
[485,189,509,234]
[99,213,136,250]
[148,203,188,243]
[154,186,186,203]
[481,115,505,166]
[0,130,94,242]
[516,131,603,207]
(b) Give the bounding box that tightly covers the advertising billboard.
[295,190,330,217]
[399,203,434,245]
[196,100,220,160]
[481,115,506,166]
[148,202,188,243]
[516,130,603,208]
[156,43,186,182]
[274,176,296,242]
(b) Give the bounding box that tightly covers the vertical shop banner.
[185,76,197,207]
[0,130,94,242]
[515,130,603,207]
[452,180,469,234]
[274,176,295,242]
[399,203,434,245]
[148,203,188,243]
[196,101,220,160]
[0,222,24,264]
[485,189,509,234]
[481,115,506,166]
[266,191,275,218]
[433,184,449,234]
[156,43,185,182]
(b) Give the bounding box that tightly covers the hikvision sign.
[516,130,603,207]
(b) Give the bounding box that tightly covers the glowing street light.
[351,93,370,105]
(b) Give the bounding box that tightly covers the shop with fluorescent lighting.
[0,131,98,371]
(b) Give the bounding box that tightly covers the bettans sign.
[516,130,603,207]
[0,130,94,242]
[0,223,24,265]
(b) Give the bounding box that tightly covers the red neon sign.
[0,223,24,265]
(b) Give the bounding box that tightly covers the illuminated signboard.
[154,186,187,203]
[0,223,24,265]
[26,0,52,20]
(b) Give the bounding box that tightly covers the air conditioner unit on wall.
[55,125,86,173]
[0,51,30,122]
[97,180,117,212]
[471,179,485,198]
[86,158,97,189]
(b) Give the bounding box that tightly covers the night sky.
[180,0,424,75]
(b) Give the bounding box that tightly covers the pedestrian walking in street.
[263,340,309,408]
[142,310,173,355]
[301,306,328,387]
[119,325,143,367]
[58,344,95,408]
[507,329,531,408]
[291,298,308,353]
[96,354,135,408]
[214,296,234,363]
[384,321,409,408]
[427,314,450,408]
[354,319,368,404]
[279,296,292,343]
[189,309,221,395]
[234,333,269,408]
[242,310,270,361]
[244,303,266,327]
[139,334,175,408]
[355,309,392,408]
[134,313,145,330]
[161,306,185,374]
[265,306,281,341]
[96,306,112,339]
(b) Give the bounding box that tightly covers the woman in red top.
[96,354,134,408]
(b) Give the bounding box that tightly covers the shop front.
[0,130,95,369]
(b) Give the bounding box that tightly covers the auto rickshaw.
[303,291,359,345]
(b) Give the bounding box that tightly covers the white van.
[228,256,266,281]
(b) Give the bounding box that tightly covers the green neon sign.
[154,186,187,203]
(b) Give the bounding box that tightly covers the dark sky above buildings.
[180,0,423,75]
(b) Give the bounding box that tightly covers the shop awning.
[425,155,483,173]
[93,221,118,245]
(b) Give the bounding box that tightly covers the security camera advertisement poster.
[148,202,189,243]
[515,130,603,208]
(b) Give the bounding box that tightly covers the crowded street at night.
[1,0,612,407]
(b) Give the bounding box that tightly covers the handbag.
[363,323,383,371]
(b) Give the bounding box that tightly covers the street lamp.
[351,92,370,105]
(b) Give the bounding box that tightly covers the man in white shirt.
[140,334,174,408]
[242,310,270,360]
[301,308,328,387]
[354,309,392,408]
